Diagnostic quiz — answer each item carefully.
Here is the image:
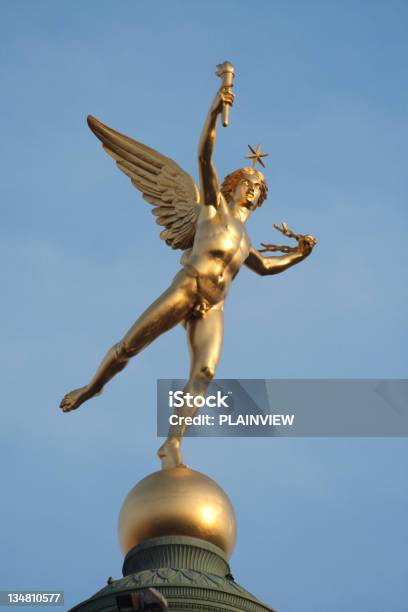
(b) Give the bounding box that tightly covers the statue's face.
[233,175,262,209]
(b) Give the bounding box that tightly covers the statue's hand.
[210,87,235,116]
[270,223,317,256]
[297,233,317,255]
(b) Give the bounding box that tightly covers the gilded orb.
[118,467,236,559]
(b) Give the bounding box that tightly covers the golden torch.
[215,61,235,127]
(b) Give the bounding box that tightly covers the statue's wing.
[87,115,200,250]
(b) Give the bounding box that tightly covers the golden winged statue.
[60,62,317,469]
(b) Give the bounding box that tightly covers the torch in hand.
[216,61,235,127]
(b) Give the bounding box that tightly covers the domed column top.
[122,535,231,577]
[118,467,237,559]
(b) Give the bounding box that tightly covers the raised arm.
[198,88,234,207]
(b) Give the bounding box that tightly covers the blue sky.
[1,1,407,610]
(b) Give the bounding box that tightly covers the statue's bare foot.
[60,385,92,412]
[158,438,185,470]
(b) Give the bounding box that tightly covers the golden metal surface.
[118,467,236,559]
[60,62,317,469]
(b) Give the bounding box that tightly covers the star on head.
[244,144,269,169]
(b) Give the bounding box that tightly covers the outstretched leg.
[60,271,197,412]
[158,303,224,468]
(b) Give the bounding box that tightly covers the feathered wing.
[87,115,200,250]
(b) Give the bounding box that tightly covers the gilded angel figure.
[60,64,317,469]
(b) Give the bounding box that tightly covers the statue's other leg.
[158,303,224,469]
[60,271,196,412]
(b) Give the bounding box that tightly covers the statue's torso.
[181,194,251,305]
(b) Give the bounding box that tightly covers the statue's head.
[221,167,268,210]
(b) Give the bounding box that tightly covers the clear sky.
[1,1,407,610]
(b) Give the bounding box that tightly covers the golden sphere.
[118,467,236,559]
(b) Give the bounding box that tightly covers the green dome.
[69,536,275,612]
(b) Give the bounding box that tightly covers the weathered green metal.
[69,536,275,611]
